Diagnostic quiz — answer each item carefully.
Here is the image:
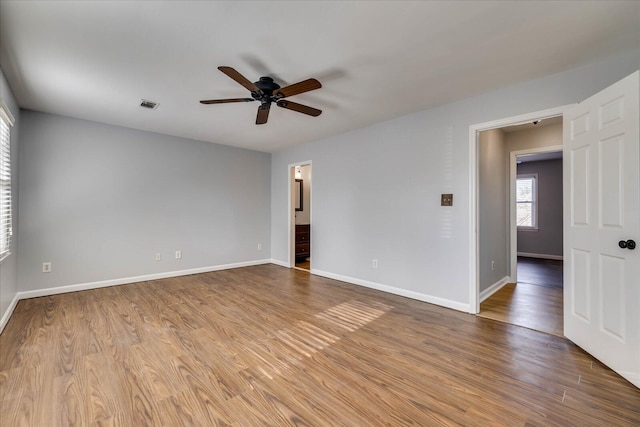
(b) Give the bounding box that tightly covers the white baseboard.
[517,252,563,261]
[310,268,470,313]
[269,258,290,268]
[0,293,20,334]
[15,259,272,301]
[3,260,471,332]
[480,276,511,303]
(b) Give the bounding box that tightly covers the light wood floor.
[2,265,639,426]
[479,282,564,337]
[479,257,564,337]
[295,257,311,270]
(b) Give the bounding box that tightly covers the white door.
[563,71,639,388]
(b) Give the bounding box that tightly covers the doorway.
[480,142,564,336]
[470,72,640,388]
[470,107,568,336]
[289,162,312,271]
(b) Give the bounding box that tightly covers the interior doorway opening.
[472,109,567,337]
[481,145,565,337]
[289,162,312,271]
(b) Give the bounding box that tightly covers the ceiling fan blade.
[200,98,255,104]
[218,66,262,93]
[274,78,322,98]
[276,100,322,117]
[256,104,270,125]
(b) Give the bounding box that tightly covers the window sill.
[517,227,539,232]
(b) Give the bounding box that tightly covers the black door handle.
[619,239,636,250]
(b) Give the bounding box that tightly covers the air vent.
[140,99,159,110]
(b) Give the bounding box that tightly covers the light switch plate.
[441,194,453,206]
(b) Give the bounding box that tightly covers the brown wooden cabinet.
[295,224,310,261]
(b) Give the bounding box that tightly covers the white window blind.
[516,174,537,229]
[0,103,14,262]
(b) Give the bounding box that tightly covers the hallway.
[479,257,563,337]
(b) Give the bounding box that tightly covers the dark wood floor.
[517,257,563,288]
[1,265,638,426]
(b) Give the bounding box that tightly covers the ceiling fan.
[200,66,322,125]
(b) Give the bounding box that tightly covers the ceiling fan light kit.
[200,66,322,125]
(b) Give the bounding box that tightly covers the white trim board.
[2,260,471,332]
[0,259,271,332]
[311,268,470,313]
[17,259,272,300]
[3,259,271,306]
[269,258,290,268]
[479,276,511,303]
[517,252,563,261]
[0,293,20,334]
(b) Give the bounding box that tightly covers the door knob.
[619,239,636,250]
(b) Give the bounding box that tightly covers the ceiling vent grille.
[140,99,159,110]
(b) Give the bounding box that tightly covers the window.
[516,174,537,229]
[0,102,14,262]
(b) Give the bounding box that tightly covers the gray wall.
[478,129,508,292]
[18,111,271,292]
[0,66,20,322]
[517,159,563,257]
[271,50,639,310]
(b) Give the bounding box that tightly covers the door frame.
[469,105,574,314]
[509,145,563,284]
[288,160,312,268]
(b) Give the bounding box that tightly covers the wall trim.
[269,258,290,268]
[480,276,511,303]
[517,252,563,261]
[0,293,20,334]
[310,268,470,313]
[4,260,476,332]
[15,259,272,301]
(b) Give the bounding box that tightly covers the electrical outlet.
[42,262,52,273]
[372,259,378,269]
[491,260,495,271]
[257,243,263,251]
[155,253,161,261]
[175,250,182,259]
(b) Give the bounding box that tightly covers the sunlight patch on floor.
[315,300,393,332]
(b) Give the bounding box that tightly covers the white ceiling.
[1,1,638,153]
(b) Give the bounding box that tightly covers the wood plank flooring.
[1,265,639,426]
[479,257,564,337]
[479,282,564,337]
[517,257,563,289]
[295,257,311,270]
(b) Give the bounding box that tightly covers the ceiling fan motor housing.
[253,77,281,103]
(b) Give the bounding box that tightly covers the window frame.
[516,173,538,231]
[0,100,14,263]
